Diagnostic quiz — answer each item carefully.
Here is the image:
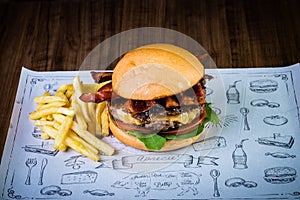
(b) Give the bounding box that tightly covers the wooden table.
[0,0,299,160]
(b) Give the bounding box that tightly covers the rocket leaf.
[138,134,166,150]
[126,130,166,150]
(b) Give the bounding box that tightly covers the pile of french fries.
[29,76,114,162]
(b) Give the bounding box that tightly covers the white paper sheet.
[1,64,300,199]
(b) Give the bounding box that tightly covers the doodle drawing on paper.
[83,189,115,197]
[265,152,296,159]
[192,136,226,151]
[64,155,85,170]
[250,99,280,108]
[61,170,98,185]
[232,139,248,169]
[263,115,288,126]
[40,185,72,196]
[249,79,278,93]
[210,169,220,197]
[240,107,250,131]
[38,158,48,185]
[112,171,201,197]
[256,133,294,149]
[23,141,59,156]
[263,167,297,184]
[226,80,241,104]
[225,177,257,188]
[25,158,37,185]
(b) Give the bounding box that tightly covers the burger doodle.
[80,43,218,151]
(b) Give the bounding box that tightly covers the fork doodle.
[25,158,37,185]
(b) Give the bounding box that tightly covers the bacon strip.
[79,82,112,103]
[124,99,156,114]
[79,91,112,103]
[164,96,179,108]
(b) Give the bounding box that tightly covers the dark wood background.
[0,0,299,159]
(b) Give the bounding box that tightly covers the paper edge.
[1,64,300,196]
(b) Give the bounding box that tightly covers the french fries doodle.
[30,76,115,162]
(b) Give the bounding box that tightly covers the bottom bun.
[109,120,203,151]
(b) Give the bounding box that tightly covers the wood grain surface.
[0,0,299,159]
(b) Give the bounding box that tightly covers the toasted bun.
[109,119,203,151]
[112,43,204,100]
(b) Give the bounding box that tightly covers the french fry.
[43,92,51,96]
[41,124,68,151]
[56,144,68,152]
[95,101,106,134]
[69,129,98,156]
[36,101,66,111]
[40,116,48,121]
[30,76,115,162]
[72,95,88,130]
[55,91,70,107]
[41,125,99,161]
[51,119,98,156]
[29,107,74,120]
[87,103,96,122]
[72,126,114,156]
[65,85,74,99]
[34,120,55,127]
[52,114,114,156]
[40,132,51,140]
[87,102,97,134]
[54,114,74,149]
[36,92,51,110]
[56,84,68,93]
[73,126,114,156]
[101,106,110,137]
[73,76,91,122]
[46,114,54,121]
[34,96,67,104]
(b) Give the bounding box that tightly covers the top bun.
[112,43,205,100]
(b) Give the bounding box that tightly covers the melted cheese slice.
[115,108,200,126]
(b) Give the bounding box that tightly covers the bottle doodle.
[226,80,241,104]
[232,139,249,169]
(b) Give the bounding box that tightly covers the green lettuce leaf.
[205,103,219,125]
[138,134,166,150]
[126,130,166,150]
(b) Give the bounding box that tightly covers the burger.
[80,43,218,151]
[264,167,296,184]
